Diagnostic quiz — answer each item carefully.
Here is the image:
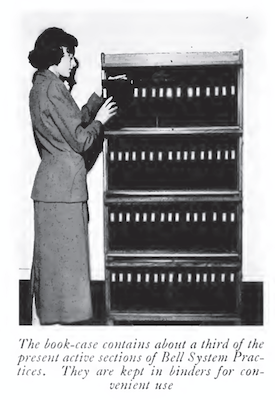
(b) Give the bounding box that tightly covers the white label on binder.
[135,213,140,222]
[200,151,205,160]
[142,88,146,97]
[168,213,172,222]
[111,273,116,282]
[141,151,146,160]
[231,213,235,222]
[222,213,227,222]
[231,85,236,95]
[110,213,115,222]
[217,150,221,160]
[119,213,123,222]
[161,213,165,222]
[127,273,132,282]
[168,151,173,160]
[184,151,188,160]
[158,151,163,161]
[103,88,107,98]
[126,213,130,222]
[151,213,155,222]
[222,86,227,96]
[175,213,180,222]
[225,150,229,160]
[134,88,139,97]
[231,150,236,159]
[191,151,195,160]
[196,273,200,282]
[152,88,156,97]
[221,273,225,282]
[137,273,141,283]
[119,273,123,282]
[196,87,200,97]
[145,274,150,283]
[206,87,210,97]
[143,213,147,222]
[149,152,154,161]
[154,274,158,283]
[230,273,235,282]
[177,151,181,160]
[211,273,215,282]
[176,87,182,97]
[187,273,192,283]
[178,273,182,282]
[187,87,193,97]
[132,151,136,161]
[110,151,115,161]
[215,86,219,96]
[203,273,207,283]
[208,150,212,160]
[159,88,164,97]
[161,273,165,282]
[125,151,129,161]
[118,152,122,161]
[213,212,217,222]
[169,273,173,283]
[186,212,190,222]
[194,212,198,222]
[166,88,173,98]
[202,212,206,222]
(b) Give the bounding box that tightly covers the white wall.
[17,11,268,281]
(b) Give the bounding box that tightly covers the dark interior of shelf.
[107,202,239,252]
[103,65,238,128]
[109,267,238,313]
[107,135,239,190]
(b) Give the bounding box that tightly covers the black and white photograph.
[2,1,274,398]
[22,38,261,327]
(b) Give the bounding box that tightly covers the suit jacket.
[29,69,104,202]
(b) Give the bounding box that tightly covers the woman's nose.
[72,58,77,68]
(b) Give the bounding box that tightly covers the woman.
[28,27,117,325]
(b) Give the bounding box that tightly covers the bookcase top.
[101,51,243,68]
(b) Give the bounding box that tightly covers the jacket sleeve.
[81,92,105,127]
[47,80,104,154]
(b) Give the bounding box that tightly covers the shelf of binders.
[101,51,243,129]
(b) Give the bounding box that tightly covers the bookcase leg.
[106,317,114,326]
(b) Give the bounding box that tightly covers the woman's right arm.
[47,80,117,153]
[81,93,104,126]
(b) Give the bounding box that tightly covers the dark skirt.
[31,201,93,324]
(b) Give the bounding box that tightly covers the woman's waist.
[40,148,84,160]
[32,160,88,202]
[39,152,85,170]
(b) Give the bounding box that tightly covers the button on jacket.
[29,69,104,202]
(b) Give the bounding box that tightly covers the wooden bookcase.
[101,51,243,324]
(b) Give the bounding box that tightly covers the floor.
[19,280,263,326]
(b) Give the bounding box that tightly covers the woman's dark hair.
[28,27,78,70]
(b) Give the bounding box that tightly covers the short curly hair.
[28,27,78,70]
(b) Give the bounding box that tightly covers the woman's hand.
[95,97,118,125]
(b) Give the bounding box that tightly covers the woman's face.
[55,47,76,78]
